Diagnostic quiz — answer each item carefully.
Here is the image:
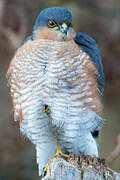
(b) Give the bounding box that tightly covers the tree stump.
[42,154,120,180]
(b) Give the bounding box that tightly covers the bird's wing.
[74,32,105,96]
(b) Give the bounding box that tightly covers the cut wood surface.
[42,154,120,180]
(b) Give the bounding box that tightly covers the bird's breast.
[7,39,102,128]
[36,39,102,116]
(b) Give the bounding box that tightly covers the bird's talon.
[43,164,48,176]
[45,105,50,115]
[53,141,69,158]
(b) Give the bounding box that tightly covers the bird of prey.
[7,7,105,176]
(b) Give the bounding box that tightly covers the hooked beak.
[60,23,68,35]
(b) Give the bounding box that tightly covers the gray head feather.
[33,7,72,31]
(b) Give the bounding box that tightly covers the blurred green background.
[0,0,120,179]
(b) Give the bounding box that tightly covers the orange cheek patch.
[68,29,76,39]
[34,27,58,40]
[34,27,76,41]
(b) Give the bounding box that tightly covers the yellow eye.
[48,20,56,28]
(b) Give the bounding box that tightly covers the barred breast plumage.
[7,38,102,143]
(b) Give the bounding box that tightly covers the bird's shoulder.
[74,32,105,96]
[15,35,33,53]
[6,37,31,79]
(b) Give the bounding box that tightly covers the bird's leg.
[44,164,48,176]
[44,141,68,176]
[53,140,68,158]
[45,105,50,115]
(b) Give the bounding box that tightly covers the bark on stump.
[42,154,120,180]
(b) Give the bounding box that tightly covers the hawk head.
[32,7,76,41]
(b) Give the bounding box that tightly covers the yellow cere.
[61,23,68,28]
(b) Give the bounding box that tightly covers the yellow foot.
[45,105,50,115]
[43,163,48,176]
[43,141,68,176]
[54,141,68,158]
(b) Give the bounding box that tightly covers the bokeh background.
[0,0,120,179]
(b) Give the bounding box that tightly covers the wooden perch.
[42,154,120,180]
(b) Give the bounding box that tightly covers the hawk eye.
[48,20,56,28]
